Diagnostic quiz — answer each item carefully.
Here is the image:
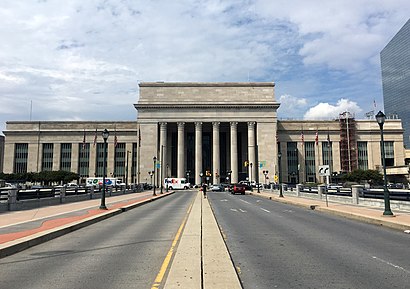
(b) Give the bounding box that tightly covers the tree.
[342,169,383,185]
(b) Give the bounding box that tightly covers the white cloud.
[303,99,363,120]
[0,0,409,134]
[277,94,308,119]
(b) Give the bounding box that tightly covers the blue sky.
[1,0,409,134]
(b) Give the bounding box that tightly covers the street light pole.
[166,163,169,192]
[278,151,284,197]
[100,129,109,210]
[125,150,130,190]
[376,111,393,216]
[153,156,157,196]
[161,145,164,194]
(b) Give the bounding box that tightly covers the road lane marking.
[230,208,238,212]
[220,199,228,202]
[372,256,410,274]
[260,208,270,213]
[239,209,247,213]
[151,197,194,289]
[240,199,250,204]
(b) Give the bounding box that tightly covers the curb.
[0,192,174,259]
[249,192,410,232]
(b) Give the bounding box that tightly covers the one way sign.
[318,165,330,176]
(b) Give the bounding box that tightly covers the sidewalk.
[0,191,174,258]
[249,189,410,232]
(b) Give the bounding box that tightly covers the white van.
[164,178,191,190]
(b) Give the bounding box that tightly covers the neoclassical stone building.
[2,82,408,185]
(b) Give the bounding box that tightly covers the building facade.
[2,82,407,185]
[381,18,410,148]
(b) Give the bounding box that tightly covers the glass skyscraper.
[381,19,410,148]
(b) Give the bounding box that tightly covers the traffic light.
[206,170,211,177]
[244,160,249,167]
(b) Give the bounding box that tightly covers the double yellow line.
[151,197,195,289]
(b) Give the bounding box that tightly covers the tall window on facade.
[114,143,126,179]
[286,142,298,184]
[357,141,369,170]
[14,143,28,173]
[384,141,394,166]
[60,143,72,171]
[131,143,138,183]
[78,143,90,177]
[305,142,316,183]
[42,143,54,171]
[95,143,105,177]
[322,141,333,167]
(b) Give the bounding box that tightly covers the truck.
[163,178,191,190]
[86,177,125,188]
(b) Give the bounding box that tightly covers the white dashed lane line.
[260,208,270,213]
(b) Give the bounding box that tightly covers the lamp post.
[153,156,157,196]
[125,150,131,190]
[166,163,169,192]
[278,151,283,197]
[263,170,269,186]
[250,162,253,191]
[226,170,232,185]
[148,171,154,185]
[186,170,191,185]
[200,172,203,185]
[160,145,163,194]
[100,129,109,210]
[376,111,393,216]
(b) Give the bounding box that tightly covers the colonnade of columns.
[159,121,257,185]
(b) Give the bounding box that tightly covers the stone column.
[248,121,256,183]
[160,122,167,188]
[212,122,220,184]
[230,122,238,184]
[195,122,203,185]
[177,122,185,178]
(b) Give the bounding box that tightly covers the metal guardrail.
[299,187,410,201]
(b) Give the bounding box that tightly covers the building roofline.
[138,82,275,87]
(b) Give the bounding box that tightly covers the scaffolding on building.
[339,111,358,173]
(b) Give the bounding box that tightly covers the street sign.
[318,165,330,176]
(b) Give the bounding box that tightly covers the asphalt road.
[0,191,195,289]
[208,191,410,289]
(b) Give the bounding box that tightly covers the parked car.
[231,183,246,195]
[327,183,343,189]
[210,184,225,192]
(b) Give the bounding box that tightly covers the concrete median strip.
[0,192,174,259]
[163,191,242,289]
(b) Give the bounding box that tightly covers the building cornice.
[134,103,280,109]
[139,82,275,87]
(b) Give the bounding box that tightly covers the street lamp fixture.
[278,151,284,197]
[376,111,393,216]
[100,129,109,210]
[153,156,157,196]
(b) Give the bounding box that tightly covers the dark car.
[231,183,246,195]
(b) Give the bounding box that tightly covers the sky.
[1,0,409,135]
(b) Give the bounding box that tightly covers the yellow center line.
[151,195,195,289]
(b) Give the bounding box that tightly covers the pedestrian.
[202,183,207,198]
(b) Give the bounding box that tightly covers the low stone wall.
[1,185,145,212]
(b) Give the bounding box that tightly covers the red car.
[231,183,246,195]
